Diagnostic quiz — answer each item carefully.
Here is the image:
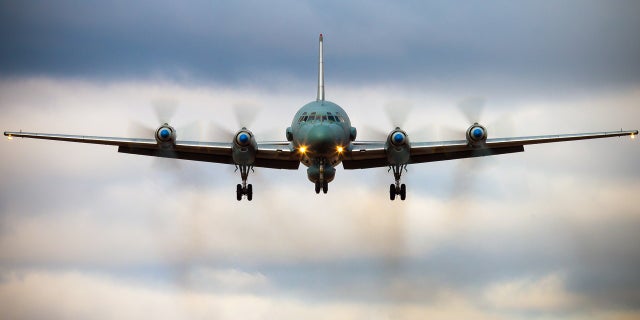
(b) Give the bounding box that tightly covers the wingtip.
[319,33,323,41]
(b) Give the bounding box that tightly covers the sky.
[1,1,639,319]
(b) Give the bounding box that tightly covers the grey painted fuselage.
[290,100,353,184]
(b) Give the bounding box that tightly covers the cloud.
[2,2,640,318]
[0,268,364,320]
[1,1,639,90]
[2,268,639,320]
[0,77,638,319]
[483,273,580,312]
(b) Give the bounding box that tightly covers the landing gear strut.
[315,181,328,194]
[388,164,407,201]
[235,165,254,201]
[314,158,329,194]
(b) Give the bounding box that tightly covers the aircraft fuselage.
[290,100,354,184]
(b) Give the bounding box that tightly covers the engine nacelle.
[232,127,257,165]
[286,127,293,141]
[155,123,176,148]
[385,127,410,165]
[466,123,487,146]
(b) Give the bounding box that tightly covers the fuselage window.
[328,115,336,122]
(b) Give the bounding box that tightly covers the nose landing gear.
[314,159,329,194]
[315,180,328,194]
[389,164,407,201]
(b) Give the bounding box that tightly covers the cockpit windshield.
[298,111,345,123]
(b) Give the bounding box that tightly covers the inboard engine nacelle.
[385,127,410,165]
[232,127,257,165]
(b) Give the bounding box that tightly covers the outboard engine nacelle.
[232,127,257,165]
[155,123,176,148]
[466,123,487,146]
[385,127,410,165]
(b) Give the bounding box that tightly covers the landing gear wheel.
[388,164,407,201]
[247,184,253,201]
[315,182,321,194]
[235,165,254,201]
[389,184,396,201]
[322,181,328,194]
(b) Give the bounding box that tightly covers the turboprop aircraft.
[4,34,638,201]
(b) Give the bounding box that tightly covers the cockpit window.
[300,111,347,123]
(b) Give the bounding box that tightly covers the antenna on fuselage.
[317,33,325,101]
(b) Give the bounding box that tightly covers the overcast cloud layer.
[1,1,639,319]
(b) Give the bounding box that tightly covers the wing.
[342,130,638,169]
[3,131,300,169]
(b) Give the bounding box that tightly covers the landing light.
[336,146,344,153]
[299,146,307,154]
[632,133,636,140]
[7,135,12,140]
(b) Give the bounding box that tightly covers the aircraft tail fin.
[317,33,324,101]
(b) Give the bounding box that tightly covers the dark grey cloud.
[1,0,639,91]
[1,3,639,318]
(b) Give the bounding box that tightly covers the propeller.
[384,101,413,129]
[128,98,181,139]
[446,97,515,217]
[206,101,281,142]
[153,98,178,124]
[362,101,418,140]
[128,98,205,171]
[205,102,263,141]
[458,97,486,125]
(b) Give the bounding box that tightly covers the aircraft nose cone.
[307,125,335,154]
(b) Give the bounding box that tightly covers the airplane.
[4,34,638,201]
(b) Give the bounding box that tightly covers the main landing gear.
[389,164,407,201]
[236,165,254,201]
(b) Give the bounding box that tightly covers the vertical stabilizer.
[317,33,324,101]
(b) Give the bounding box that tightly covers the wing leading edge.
[3,131,300,169]
[342,130,638,169]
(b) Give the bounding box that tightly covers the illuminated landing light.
[299,146,307,154]
[336,146,344,153]
[631,134,635,140]
[7,134,13,140]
